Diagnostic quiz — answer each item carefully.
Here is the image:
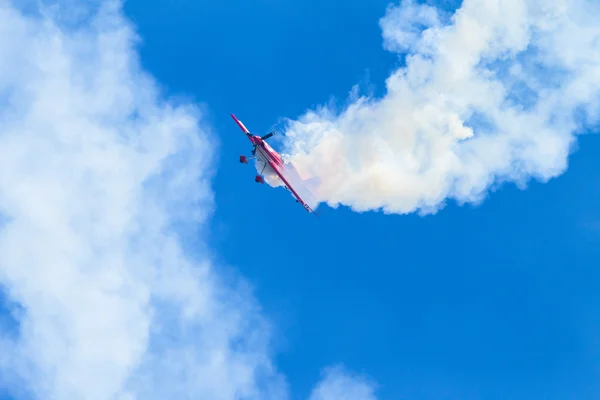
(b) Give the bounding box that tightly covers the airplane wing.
[231,114,253,141]
[265,159,320,215]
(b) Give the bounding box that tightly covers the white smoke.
[282,0,600,214]
[0,1,377,399]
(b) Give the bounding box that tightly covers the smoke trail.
[281,0,600,214]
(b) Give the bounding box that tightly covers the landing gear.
[255,162,267,184]
[239,155,248,164]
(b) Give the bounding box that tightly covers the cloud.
[0,1,378,399]
[309,366,377,400]
[0,1,279,399]
[281,0,600,214]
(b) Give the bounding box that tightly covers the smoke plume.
[282,0,600,214]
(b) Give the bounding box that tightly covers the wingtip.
[231,113,251,134]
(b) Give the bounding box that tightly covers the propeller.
[261,132,275,140]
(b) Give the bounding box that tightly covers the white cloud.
[281,0,600,214]
[380,0,442,54]
[0,1,379,399]
[0,0,280,398]
[309,366,377,400]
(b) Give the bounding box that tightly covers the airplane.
[231,113,319,215]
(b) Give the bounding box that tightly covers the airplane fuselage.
[249,135,284,184]
[250,135,282,167]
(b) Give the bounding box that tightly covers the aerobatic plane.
[231,113,319,215]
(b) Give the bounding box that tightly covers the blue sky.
[0,0,600,399]
[122,0,600,398]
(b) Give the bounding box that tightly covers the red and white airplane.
[231,113,319,215]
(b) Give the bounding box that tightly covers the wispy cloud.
[309,366,377,400]
[281,0,600,214]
